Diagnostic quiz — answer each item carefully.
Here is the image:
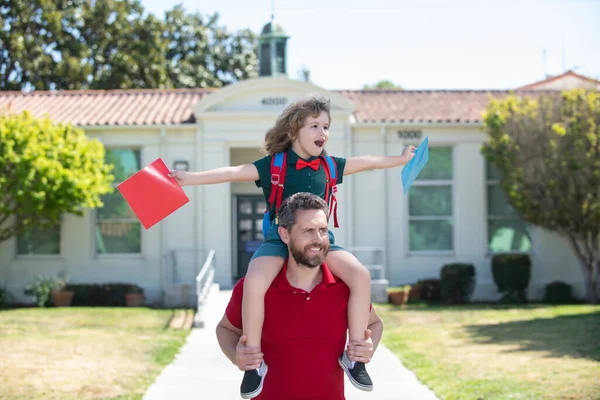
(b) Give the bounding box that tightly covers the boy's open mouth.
[314,140,324,148]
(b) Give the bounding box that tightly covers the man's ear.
[278,226,290,245]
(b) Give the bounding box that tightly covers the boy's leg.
[242,256,285,348]
[326,249,374,392]
[240,240,287,399]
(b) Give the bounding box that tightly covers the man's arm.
[216,314,263,370]
[367,306,384,353]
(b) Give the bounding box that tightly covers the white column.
[202,139,232,287]
[453,143,491,298]
[385,132,407,283]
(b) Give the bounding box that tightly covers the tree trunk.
[567,235,599,304]
[579,258,599,304]
[589,261,599,304]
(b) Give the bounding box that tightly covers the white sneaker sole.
[241,364,268,399]
[338,357,373,392]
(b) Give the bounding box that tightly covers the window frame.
[94,147,144,258]
[485,164,532,255]
[15,217,64,260]
[406,145,456,256]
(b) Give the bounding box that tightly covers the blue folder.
[401,136,429,194]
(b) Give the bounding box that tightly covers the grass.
[0,307,194,400]
[374,303,600,400]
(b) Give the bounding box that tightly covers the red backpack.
[262,151,339,236]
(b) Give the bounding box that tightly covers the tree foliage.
[0,0,258,91]
[363,80,403,90]
[0,111,114,243]
[482,89,600,302]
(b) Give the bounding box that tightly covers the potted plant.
[125,285,145,307]
[408,283,423,301]
[24,272,73,307]
[50,272,74,307]
[388,285,411,305]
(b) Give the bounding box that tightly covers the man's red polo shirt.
[226,260,349,400]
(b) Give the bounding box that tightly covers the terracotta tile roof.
[336,90,512,123]
[516,70,600,90]
[0,88,214,126]
[0,87,549,126]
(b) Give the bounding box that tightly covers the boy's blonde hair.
[261,96,331,155]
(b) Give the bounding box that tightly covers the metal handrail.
[196,249,216,304]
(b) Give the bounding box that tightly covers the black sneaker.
[240,361,268,399]
[338,351,373,391]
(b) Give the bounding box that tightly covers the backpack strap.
[267,152,287,222]
[320,155,339,228]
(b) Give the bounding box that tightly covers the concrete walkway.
[144,288,439,400]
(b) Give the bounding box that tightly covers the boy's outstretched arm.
[344,145,416,176]
[169,163,259,186]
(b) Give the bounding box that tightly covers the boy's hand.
[168,169,192,186]
[402,145,417,160]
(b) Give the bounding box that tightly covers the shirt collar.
[286,148,319,165]
[273,259,338,292]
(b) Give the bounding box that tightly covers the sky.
[141,0,600,90]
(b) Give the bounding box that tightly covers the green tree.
[0,0,85,90]
[163,5,257,88]
[363,80,403,90]
[80,0,170,89]
[0,111,114,242]
[0,0,258,91]
[482,89,600,303]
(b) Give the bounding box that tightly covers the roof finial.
[271,0,275,22]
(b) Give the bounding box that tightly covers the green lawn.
[0,307,193,400]
[375,303,600,400]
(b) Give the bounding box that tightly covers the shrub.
[417,278,442,302]
[65,283,138,306]
[543,281,574,304]
[0,286,6,308]
[440,263,476,304]
[492,253,532,303]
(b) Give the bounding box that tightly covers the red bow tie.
[296,158,320,171]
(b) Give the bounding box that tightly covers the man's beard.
[289,239,330,268]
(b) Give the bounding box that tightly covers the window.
[487,161,531,252]
[408,147,453,251]
[259,43,271,76]
[17,223,61,255]
[96,149,142,254]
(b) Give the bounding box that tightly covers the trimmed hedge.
[64,283,140,306]
[417,278,442,302]
[440,263,476,304]
[492,253,531,303]
[543,281,574,304]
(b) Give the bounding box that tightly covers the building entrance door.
[235,195,266,279]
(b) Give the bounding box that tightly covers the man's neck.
[286,258,322,293]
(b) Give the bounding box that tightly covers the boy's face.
[292,111,330,159]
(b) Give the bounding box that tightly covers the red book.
[117,158,190,229]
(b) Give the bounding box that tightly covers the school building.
[2,22,599,305]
